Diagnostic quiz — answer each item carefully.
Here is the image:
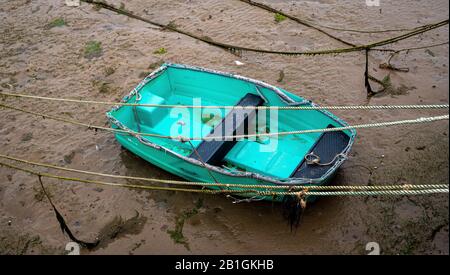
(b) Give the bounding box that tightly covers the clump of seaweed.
[167,199,203,250]
[369,74,415,97]
[33,185,53,202]
[153,47,167,55]
[274,13,287,23]
[148,60,165,70]
[92,79,112,93]
[95,211,147,250]
[84,41,103,59]
[46,18,66,29]
[167,20,178,29]
[104,67,115,76]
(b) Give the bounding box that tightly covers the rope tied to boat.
[0,102,448,141]
[1,92,449,110]
[297,191,307,210]
[2,153,448,191]
[1,154,448,197]
[305,152,347,166]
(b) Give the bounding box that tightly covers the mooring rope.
[239,0,445,34]
[1,92,448,110]
[1,153,448,191]
[385,41,449,54]
[36,175,99,249]
[237,0,355,46]
[381,41,450,72]
[79,0,448,56]
[0,102,448,140]
[0,161,447,197]
[309,23,427,34]
[294,189,448,196]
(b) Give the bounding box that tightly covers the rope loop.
[305,152,347,166]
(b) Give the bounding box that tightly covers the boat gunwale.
[106,63,356,186]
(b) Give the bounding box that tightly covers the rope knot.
[296,190,308,209]
[305,152,321,165]
[177,136,190,143]
[403,184,413,190]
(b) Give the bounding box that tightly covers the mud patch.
[0,230,59,255]
[371,74,416,98]
[94,211,147,250]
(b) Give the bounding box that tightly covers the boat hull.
[107,63,356,202]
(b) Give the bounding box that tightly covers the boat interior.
[110,65,352,180]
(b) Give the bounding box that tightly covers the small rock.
[425,49,435,57]
[21,132,33,142]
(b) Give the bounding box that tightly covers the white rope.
[297,189,449,196]
[0,160,447,197]
[0,102,447,140]
[198,115,449,140]
[0,92,448,110]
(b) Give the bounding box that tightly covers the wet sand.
[0,0,448,254]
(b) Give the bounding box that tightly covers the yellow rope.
[1,153,448,191]
[1,92,449,110]
[0,102,448,141]
[0,160,447,196]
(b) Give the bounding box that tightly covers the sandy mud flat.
[0,0,448,254]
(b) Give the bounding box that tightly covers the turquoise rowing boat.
[106,63,356,202]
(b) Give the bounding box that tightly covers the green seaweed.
[148,60,165,70]
[167,199,203,250]
[84,41,103,59]
[95,212,147,250]
[274,13,287,23]
[46,18,66,29]
[153,47,167,55]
